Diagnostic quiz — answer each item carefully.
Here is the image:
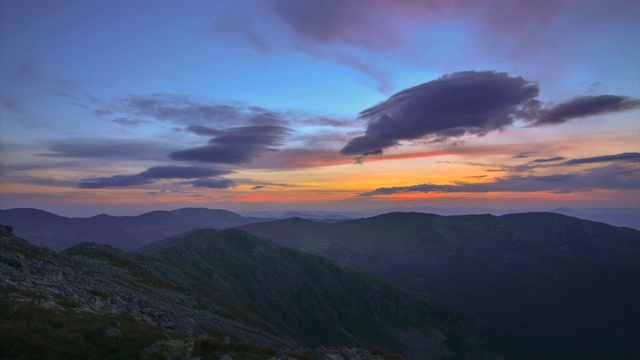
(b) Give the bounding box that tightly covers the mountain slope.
[0,207,271,251]
[1,225,502,359]
[136,228,502,359]
[239,212,640,359]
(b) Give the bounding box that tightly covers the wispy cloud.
[360,163,639,196]
[79,166,233,189]
[528,95,640,126]
[185,178,236,189]
[512,151,537,159]
[561,152,640,166]
[169,125,290,164]
[93,94,287,127]
[41,139,177,161]
[210,0,638,93]
[533,157,565,163]
[360,151,640,196]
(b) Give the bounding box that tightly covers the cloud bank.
[360,152,640,196]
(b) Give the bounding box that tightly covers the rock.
[104,327,122,338]
[220,354,233,360]
[142,338,194,360]
[313,346,327,360]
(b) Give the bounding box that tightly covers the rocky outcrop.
[0,225,299,351]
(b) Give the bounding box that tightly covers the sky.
[1,0,639,216]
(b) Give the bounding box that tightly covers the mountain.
[241,206,640,230]
[0,207,271,251]
[0,225,502,359]
[238,212,640,359]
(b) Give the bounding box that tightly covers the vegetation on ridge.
[0,224,503,359]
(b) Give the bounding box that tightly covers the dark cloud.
[169,125,289,164]
[341,71,541,157]
[252,185,266,190]
[187,178,236,189]
[342,71,640,161]
[530,95,640,126]
[41,139,176,161]
[79,175,155,188]
[138,166,231,179]
[533,156,565,163]
[79,166,233,189]
[360,163,639,196]
[562,152,640,166]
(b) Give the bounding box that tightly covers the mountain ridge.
[0,207,273,251]
[0,225,503,359]
[238,211,640,359]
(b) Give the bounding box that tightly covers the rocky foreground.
[0,225,500,359]
[0,225,388,359]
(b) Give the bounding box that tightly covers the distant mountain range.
[0,207,271,251]
[0,225,501,359]
[2,206,638,252]
[243,206,640,230]
[239,212,640,359]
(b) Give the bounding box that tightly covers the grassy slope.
[138,228,502,359]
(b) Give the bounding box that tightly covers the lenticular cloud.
[342,71,640,161]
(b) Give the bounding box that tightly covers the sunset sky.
[1,0,639,216]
